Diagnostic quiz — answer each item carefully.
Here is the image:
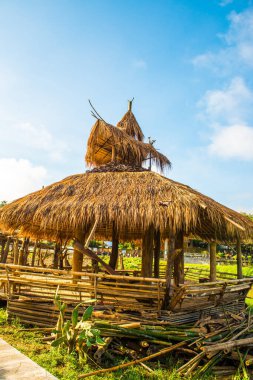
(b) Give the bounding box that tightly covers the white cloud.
[209,124,253,160]
[193,9,253,72]
[199,77,253,124]
[0,158,47,202]
[198,77,253,160]
[1,121,68,162]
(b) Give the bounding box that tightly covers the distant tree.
[0,201,7,208]
[241,212,253,222]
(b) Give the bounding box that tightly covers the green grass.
[0,307,191,380]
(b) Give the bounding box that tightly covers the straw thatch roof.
[117,108,144,141]
[85,120,171,171]
[0,166,252,242]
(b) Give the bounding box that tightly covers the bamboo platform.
[0,338,57,379]
[0,264,252,327]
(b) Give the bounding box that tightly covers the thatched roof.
[1,166,252,242]
[85,120,171,172]
[117,108,144,141]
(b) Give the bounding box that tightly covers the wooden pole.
[0,238,5,262]
[163,234,176,309]
[109,222,119,270]
[236,238,243,279]
[164,238,168,259]
[210,241,217,282]
[154,230,160,278]
[73,241,116,274]
[2,237,11,264]
[13,238,20,265]
[78,341,185,379]
[23,238,30,265]
[72,232,85,276]
[141,225,154,278]
[111,145,116,162]
[174,232,184,286]
[31,240,38,267]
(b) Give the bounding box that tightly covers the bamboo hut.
[0,102,253,302]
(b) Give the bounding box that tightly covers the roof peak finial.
[128,97,134,112]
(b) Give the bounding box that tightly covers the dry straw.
[0,169,252,242]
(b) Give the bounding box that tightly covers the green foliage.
[0,200,7,207]
[0,308,7,325]
[241,212,253,222]
[118,241,135,250]
[52,288,104,364]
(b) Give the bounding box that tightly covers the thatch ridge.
[117,109,144,141]
[85,120,171,172]
[0,171,252,242]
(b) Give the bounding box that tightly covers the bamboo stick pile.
[77,308,253,378]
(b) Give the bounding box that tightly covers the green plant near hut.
[52,289,104,363]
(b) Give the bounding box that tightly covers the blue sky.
[0,0,253,213]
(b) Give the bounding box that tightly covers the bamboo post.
[37,246,41,266]
[52,242,59,268]
[154,230,161,278]
[141,225,154,278]
[163,234,176,309]
[164,238,168,259]
[13,238,19,265]
[72,233,85,278]
[236,238,243,279]
[210,241,217,282]
[23,237,30,265]
[174,232,184,286]
[1,237,11,264]
[31,240,38,267]
[0,238,5,262]
[111,145,116,162]
[109,221,119,270]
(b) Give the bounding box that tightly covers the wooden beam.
[73,241,116,275]
[210,241,217,282]
[236,238,243,279]
[111,145,116,162]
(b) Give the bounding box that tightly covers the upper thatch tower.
[116,99,144,142]
[85,101,171,172]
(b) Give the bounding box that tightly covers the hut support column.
[141,225,154,278]
[1,237,11,264]
[13,239,19,265]
[31,241,38,267]
[154,230,161,278]
[164,238,168,259]
[163,234,176,309]
[210,242,217,282]
[53,243,61,269]
[236,238,243,279]
[73,232,85,276]
[174,232,184,286]
[109,222,119,270]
